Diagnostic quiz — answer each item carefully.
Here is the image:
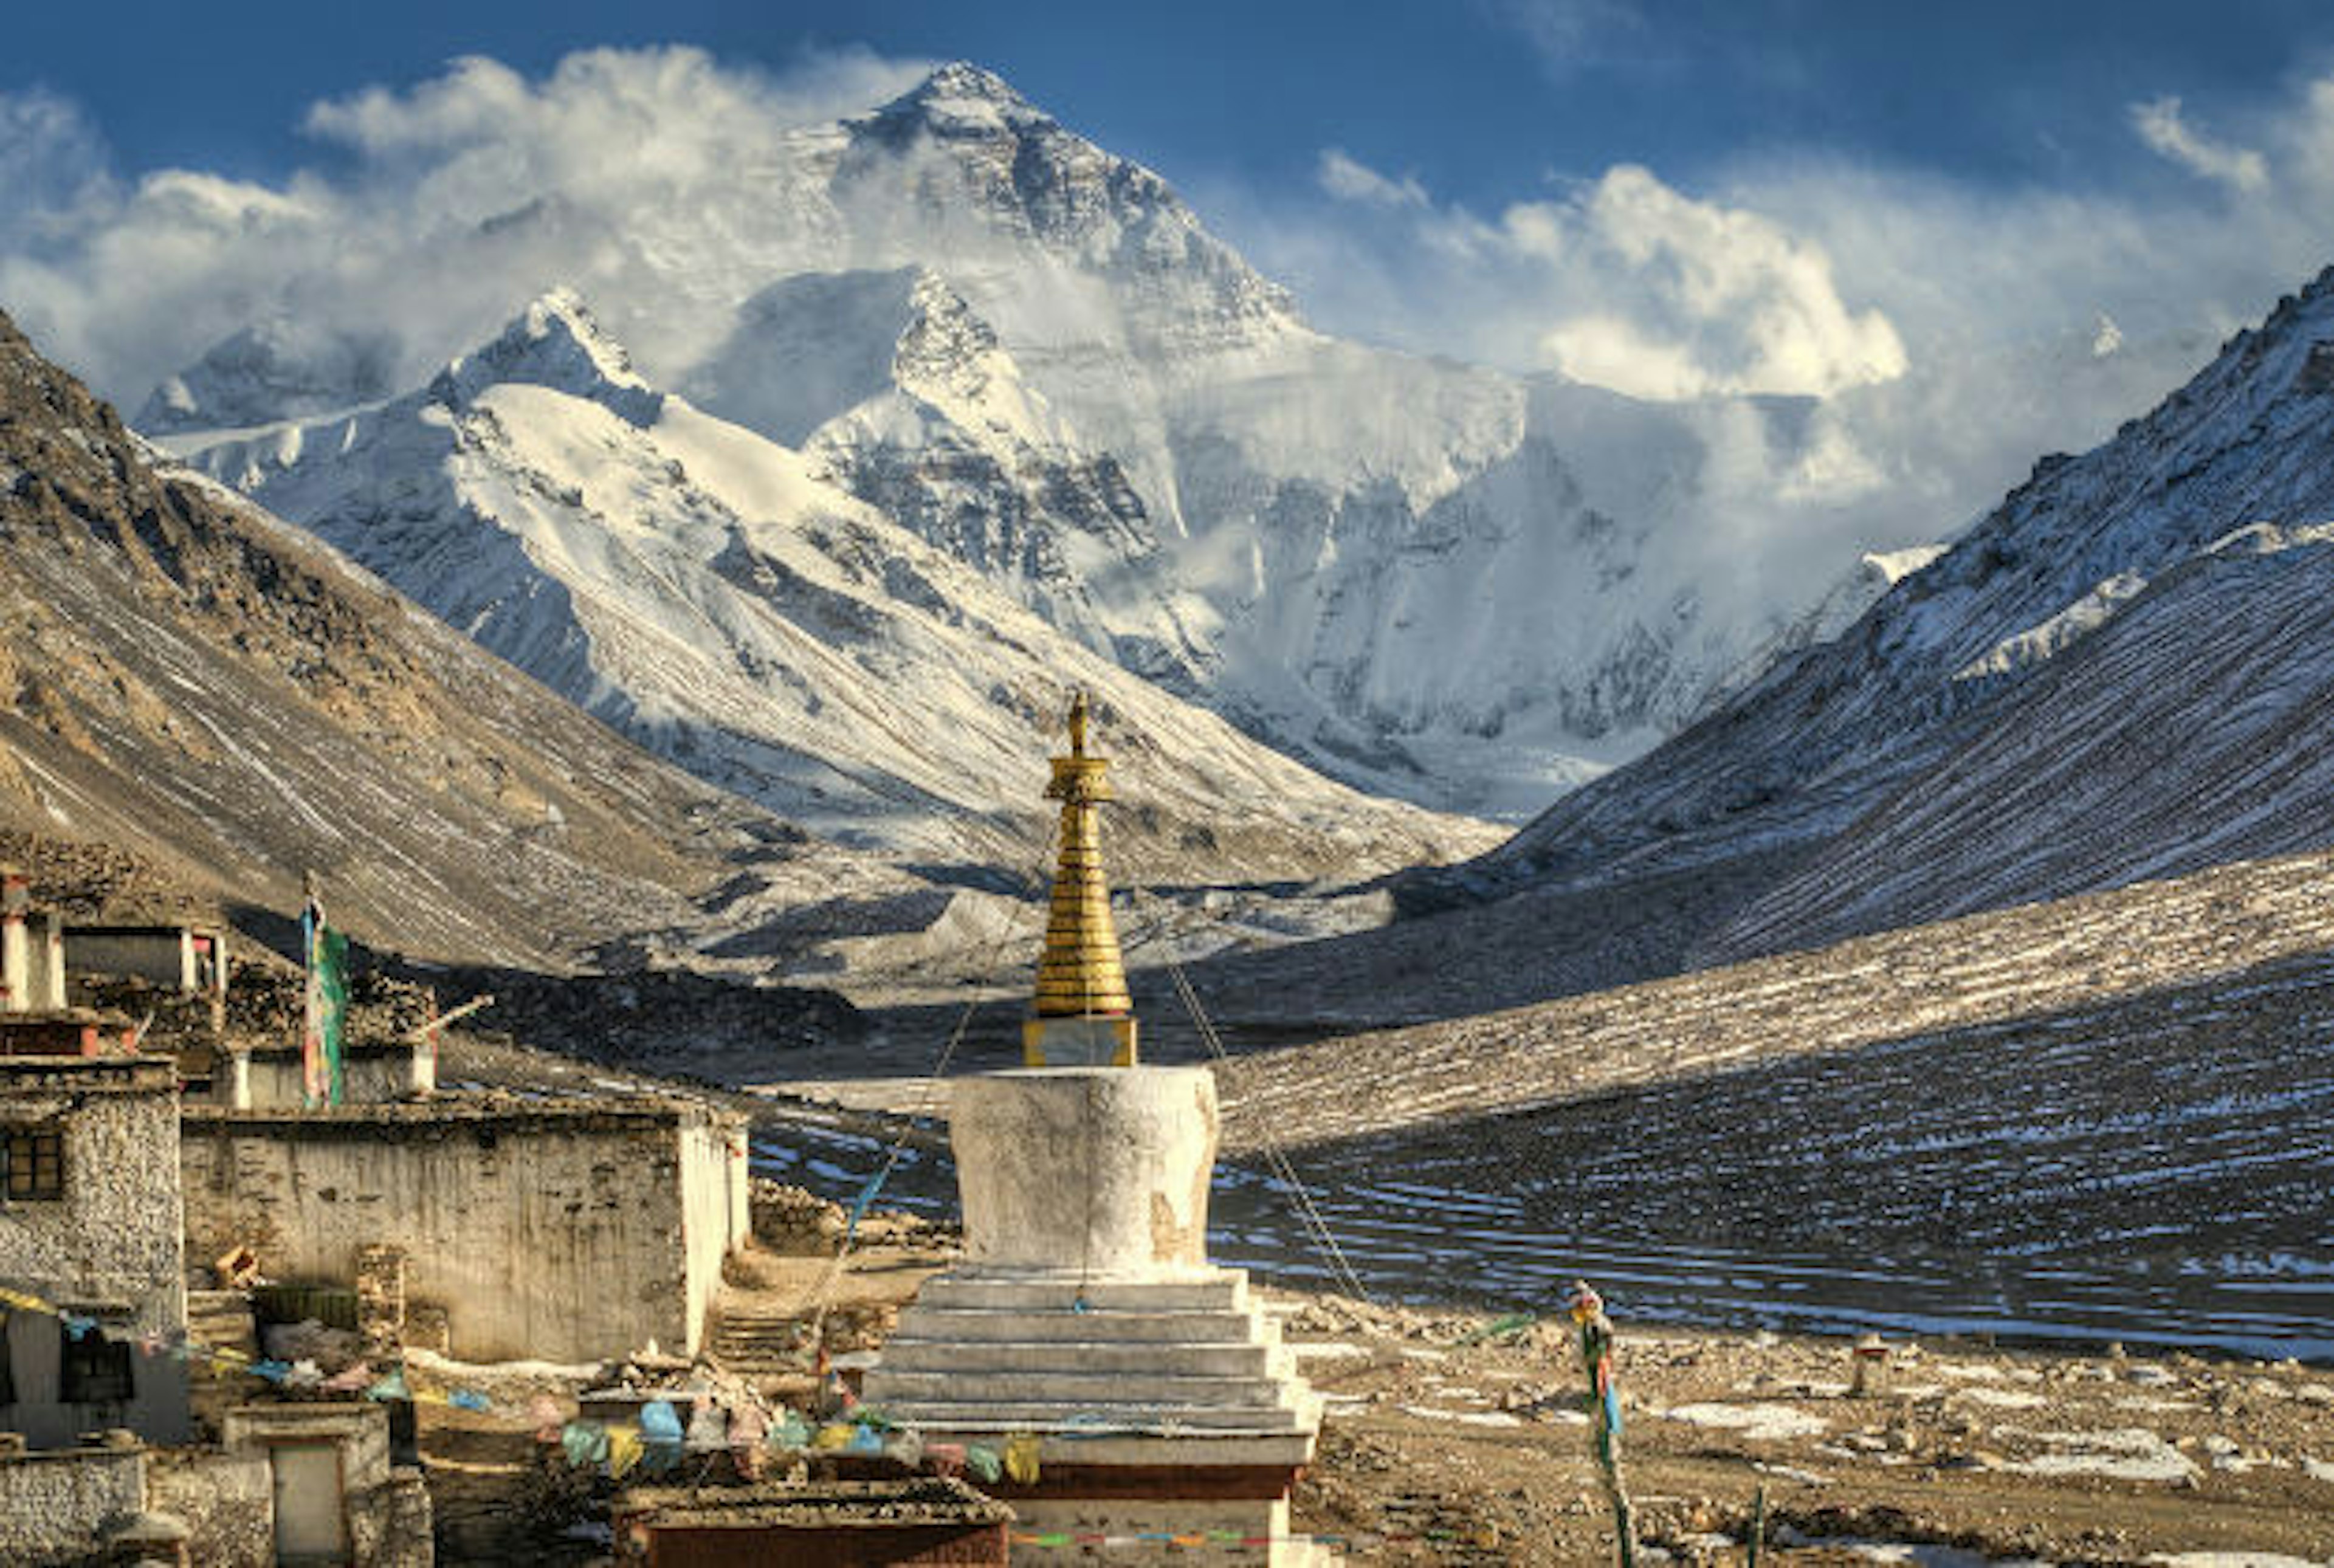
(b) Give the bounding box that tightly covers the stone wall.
[180,1100,748,1361]
[0,1058,189,1448]
[146,1445,271,1567]
[149,1406,434,1568]
[749,1181,846,1255]
[238,1046,417,1109]
[0,1444,144,1564]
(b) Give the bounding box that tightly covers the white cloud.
[1481,0,1648,75]
[0,46,935,408]
[2131,94,2269,193]
[1297,157,1907,401]
[1318,148,1429,210]
[1538,165,1907,398]
[0,89,115,242]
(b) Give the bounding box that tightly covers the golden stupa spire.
[1024,692,1138,1067]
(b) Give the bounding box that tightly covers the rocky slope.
[1427,264,2334,955]
[0,306,909,969]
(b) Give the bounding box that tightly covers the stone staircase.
[704,1300,807,1382]
[862,1272,1318,1439]
[1216,845,2334,1151]
[184,1288,256,1434]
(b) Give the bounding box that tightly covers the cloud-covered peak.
[135,317,401,434]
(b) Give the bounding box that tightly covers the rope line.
[1102,805,1373,1306]
[1164,957,1372,1304]
[783,814,1064,1351]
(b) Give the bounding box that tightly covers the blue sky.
[13,0,2334,213]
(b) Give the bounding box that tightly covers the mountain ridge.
[132,59,1941,819]
[179,289,1496,885]
[1400,261,2334,968]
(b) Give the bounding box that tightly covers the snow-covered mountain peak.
[867,61,1050,137]
[831,63,1301,358]
[427,287,663,425]
[681,266,1072,452]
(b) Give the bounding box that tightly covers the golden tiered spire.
[1024,692,1138,1067]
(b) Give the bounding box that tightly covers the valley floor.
[1275,1289,2334,1566]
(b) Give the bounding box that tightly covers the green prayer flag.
[303,896,348,1107]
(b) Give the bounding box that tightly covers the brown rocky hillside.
[0,306,883,968]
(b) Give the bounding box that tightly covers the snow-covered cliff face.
[683,266,1216,690]
[1459,264,2334,946]
[141,61,1892,820]
[182,292,1492,882]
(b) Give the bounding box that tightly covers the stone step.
[864,1366,1298,1410]
[892,1304,1278,1346]
[876,1336,1288,1378]
[914,1273,1250,1314]
[863,1397,1319,1434]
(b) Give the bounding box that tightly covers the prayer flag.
[301,886,349,1108]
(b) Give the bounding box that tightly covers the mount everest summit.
[148,61,1924,825]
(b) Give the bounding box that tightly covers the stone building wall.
[146,1445,272,1567]
[179,1101,748,1362]
[149,1405,433,1568]
[0,1444,144,1564]
[62,928,206,992]
[238,1046,418,1109]
[0,1058,189,1448]
[679,1118,751,1356]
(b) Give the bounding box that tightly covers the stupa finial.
[1025,693,1137,1067]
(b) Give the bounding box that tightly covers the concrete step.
[864,1366,1299,1410]
[914,1273,1250,1314]
[862,1397,1318,1434]
[876,1336,1288,1378]
[893,1304,1278,1346]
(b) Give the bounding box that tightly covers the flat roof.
[616,1478,1013,1530]
[181,1090,745,1136]
[0,1056,176,1092]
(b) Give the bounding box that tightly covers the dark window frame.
[1,1126,64,1202]
[58,1319,134,1405]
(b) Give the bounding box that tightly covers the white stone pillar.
[1,871,27,1014]
[949,1067,1218,1279]
[0,915,23,1014]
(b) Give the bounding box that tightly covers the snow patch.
[2003,1426,2198,1484]
[1954,571,2148,683]
[1397,1405,1524,1428]
[1661,1402,1828,1440]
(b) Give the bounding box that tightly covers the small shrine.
[863,696,1324,1564]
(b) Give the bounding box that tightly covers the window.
[0,1311,14,1405]
[60,1321,133,1405]
[1,1128,63,1201]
